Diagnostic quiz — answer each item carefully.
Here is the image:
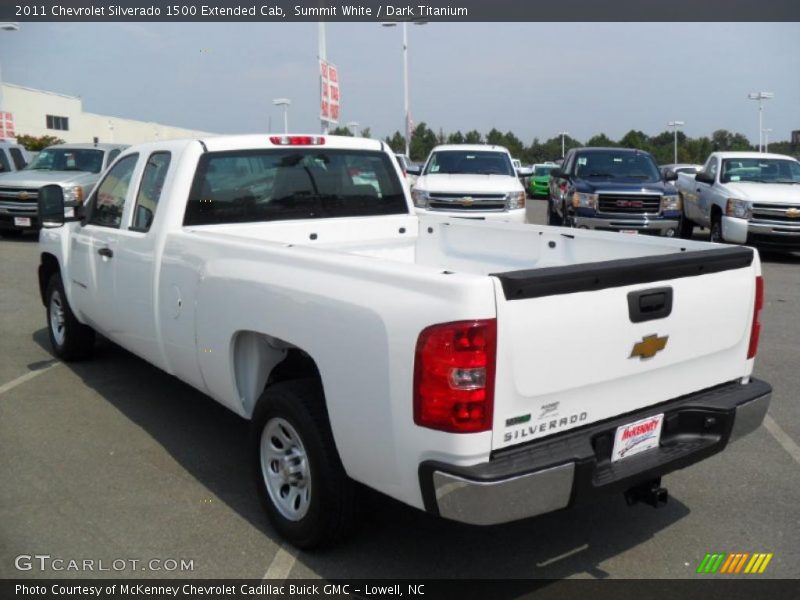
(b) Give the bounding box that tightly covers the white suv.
[409,144,528,222]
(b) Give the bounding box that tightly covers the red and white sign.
[0,111,16,140]
[319,60,340,124]
[611,413,664,462]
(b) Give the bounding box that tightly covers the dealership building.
[0,82,215,145]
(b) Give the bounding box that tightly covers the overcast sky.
[2,22,798,143]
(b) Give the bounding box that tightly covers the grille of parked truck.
[37,134,770,549]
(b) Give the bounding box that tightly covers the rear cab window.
[131,152,171,232]
[9,147,27,170]
[184,148,407,226]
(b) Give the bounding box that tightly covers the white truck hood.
[723,182,800,204]
[415,173,522,194]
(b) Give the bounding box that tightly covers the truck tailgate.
[490,247,757,451]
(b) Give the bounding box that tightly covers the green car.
[529,163,558,198]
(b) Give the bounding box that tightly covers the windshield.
[534,165,555,177]
[720,158,800,184]
[423,150,515,176]
[574,151,661,182]
[26,148,105,173]
[184,149,408,225]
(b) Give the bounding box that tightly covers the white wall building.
[0,82,216,145]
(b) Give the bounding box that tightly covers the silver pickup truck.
[676,151,800,249]
[0,142,127,237]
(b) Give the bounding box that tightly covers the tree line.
[377,124,799,165]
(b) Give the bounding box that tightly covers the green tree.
[485,128,504,146]
[409,122,437,161]
[16,134,65,151]
[447,130,465,144]
[384,131,406,154]
[586,133,616,147]
[361,127,371,139]
[463,130,483,144]
[330,126,352,136]
[619,130,652,151]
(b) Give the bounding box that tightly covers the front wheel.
[710,213,724,243]
[252,379,358,549]
[45,273,95,361]
[546,198,563,226]
[678,211,694,239]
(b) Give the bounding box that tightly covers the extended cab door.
[69,153,139,337]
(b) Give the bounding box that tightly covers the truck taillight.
[414,319,496,433]
[269,135,325,146]
[747,276,764,359]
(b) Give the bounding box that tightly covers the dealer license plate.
[620,229,639,234]
[611,413,664,462]
[14,217,31,227]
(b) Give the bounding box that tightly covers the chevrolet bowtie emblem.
[18,191,29,200]
[462,196,474,206]
[786,208,800,218]
[630,334,669,360]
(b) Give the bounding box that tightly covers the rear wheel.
[45,273,95,361]
[252,379,358,549]
[678,205,694,239]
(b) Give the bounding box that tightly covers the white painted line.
[262,544,298,580]
[0,361,60,396]
[764,414,800,465]
[536,543,589,567]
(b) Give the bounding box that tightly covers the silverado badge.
[629,334,669,360]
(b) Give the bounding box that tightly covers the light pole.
[667,120,685,164]
[748,91,774,152]
[346,121,360,137]
[0,22,20,130]
[382,21,426,158]
[557,131,569,158]
[762,128,772,153]
[318,23,328,135]
[273,98,291,134]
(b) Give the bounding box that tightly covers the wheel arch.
[38,252,61,306]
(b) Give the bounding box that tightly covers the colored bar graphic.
[699,552,773,574]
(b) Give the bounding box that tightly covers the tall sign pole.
[319,22,329,135]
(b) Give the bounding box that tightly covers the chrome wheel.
[260,417,311,521]
[49,290,66,347]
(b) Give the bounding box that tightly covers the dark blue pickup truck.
[547,147,681,236]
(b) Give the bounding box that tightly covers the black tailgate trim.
[491,246,754,300]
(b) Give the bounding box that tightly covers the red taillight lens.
[414,319,496,433]
[269,135,325,146]
[747,276,764,359]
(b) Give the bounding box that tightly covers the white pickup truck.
[675,151,800,249]
[37,134,771,549]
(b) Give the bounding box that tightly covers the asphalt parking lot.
[1,200,799,581]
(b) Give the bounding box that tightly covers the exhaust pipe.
[624,478,668,508]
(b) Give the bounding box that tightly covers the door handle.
[97,247,114,258]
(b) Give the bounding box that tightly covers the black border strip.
[491,246,754,300]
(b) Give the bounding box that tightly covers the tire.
[710,213,724,243]
[546,198,562,226]
[678,209,694,239]
[563,202,575,228]
[45,273,95,361]
[0,229,23,238]
[251,379,358,549]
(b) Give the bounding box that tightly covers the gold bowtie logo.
[630,334,669,360]
[786,208,800,218]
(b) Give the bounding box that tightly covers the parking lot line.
[262,544,298,580]
[764,414,800,466]
[0,361,60,396]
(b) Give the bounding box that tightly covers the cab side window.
[88,154,139,228]
[131,152,171,232]
[106,149,121,168]
[702,156,717,181]
[9,148,27,170]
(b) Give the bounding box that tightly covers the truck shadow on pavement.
[33,329,691,582]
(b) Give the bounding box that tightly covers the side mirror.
[38,184,85,228]
[38,185,66,228]
[550,168,565,179]
[695,171,714,185]
[406,164,421,176]
[663,169,678,182]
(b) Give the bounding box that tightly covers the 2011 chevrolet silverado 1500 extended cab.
[675,151,800,248]
[37,134,771,549]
